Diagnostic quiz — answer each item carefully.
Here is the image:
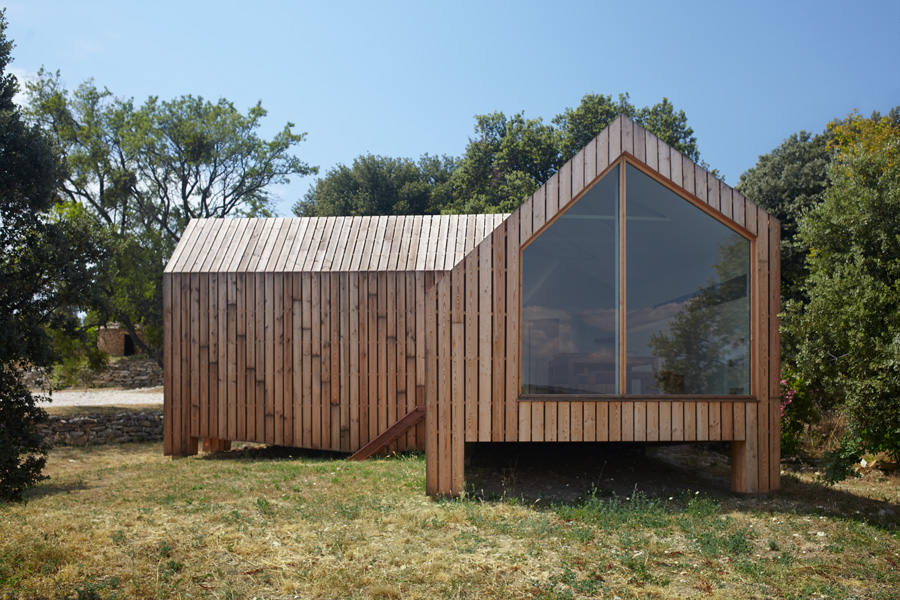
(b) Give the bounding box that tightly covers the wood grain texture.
[164,116,781,498]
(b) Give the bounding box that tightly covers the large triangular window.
[522,160,751,397]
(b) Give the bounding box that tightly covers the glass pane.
[625,164,751,395]
[522,165,618,394]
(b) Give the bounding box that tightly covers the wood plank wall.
[164,271,429,455]
[164,116,780,499]
[425,116,781,497]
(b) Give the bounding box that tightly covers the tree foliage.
[447,93,704,214]
[293,154,454,217]
[736,131,833,304]
[445,111,560,214]
[786,113,900,472]
[0,11,105,500]
[301,93,707,217]
[25,73,316,364]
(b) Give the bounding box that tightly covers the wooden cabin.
[164,115,781,496]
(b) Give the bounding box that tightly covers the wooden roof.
[165,214,508,274]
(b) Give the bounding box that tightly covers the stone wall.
[38,411,163,446]
[90,358,163,389]
[24,357,163,391]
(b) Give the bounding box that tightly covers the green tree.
[554,93,634,161]
[25,73,316,365]
[736,131,833,305]
[293,154,454,217]
[446,111,560,214]
[786,113,900,477]
[634,98,701,164]
[0,11,105,500]
[448,94,707,214]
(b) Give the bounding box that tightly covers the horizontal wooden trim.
[518,395,757,403]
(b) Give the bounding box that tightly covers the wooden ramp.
[349,406,425,460]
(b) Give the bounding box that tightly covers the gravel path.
[34,387,163,407]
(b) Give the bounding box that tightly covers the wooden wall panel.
[163,275,173,454]
[236,274,247,442]
[465,253,478,442]
[167,117,781,498]
[491,224,506,441]
[505,212,520,442]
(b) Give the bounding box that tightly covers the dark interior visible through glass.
[625,164,750,395]
[521,160,752,397]
[521,165,618,394]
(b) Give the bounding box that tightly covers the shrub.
[0,368,51,501]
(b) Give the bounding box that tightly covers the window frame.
[518,155,758,403]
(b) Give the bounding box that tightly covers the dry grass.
[1,440,898,599]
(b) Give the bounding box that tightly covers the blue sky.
[6,0,899,216]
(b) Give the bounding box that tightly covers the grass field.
[1,439,898,599]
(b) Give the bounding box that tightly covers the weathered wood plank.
[709,401,721,441]
[597,401,609,442]
[218,271,227,441]
[330,274,341,449]
[451,266,465,493]
[672,400,683,441]
[697,400,708,442]
[622,116,634,155]
[405,274,417,448]
[722,400,733,440]
[465,252,478,442]
[358,273,369,446]
[282,273,293,446]
[350,272,360,450]
[254,274,265,442]
[477,242,492,442]
[634,401,646,442]
[190,273,200,439]
[684,398,696,441]
[609,116,622,161]
[669,148,685,188]
[246,273,257,443]
[377,272,387,444]
[425,277,438,495]
[598,126,611,173]
[659,399,671,442]
[607,400,620,442]
[340,272,350,452]
[163,274,173,454]
[236,273,247,442]
[492,224,506,441]
[644,130,659,173]
[558,161,573,214]
[505,212,519,441]
[311,274,322,448]
[264,273,275,444]
[694,165,708,205]
[437,275,451,493]
[386,272,398,452]
[292,274,302,446]
[321,273,333,449]
[273,273,284,445]
[532,184,546,238]
[646,401,659,442]
[621,396,633,442]
[368,272,378,444]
